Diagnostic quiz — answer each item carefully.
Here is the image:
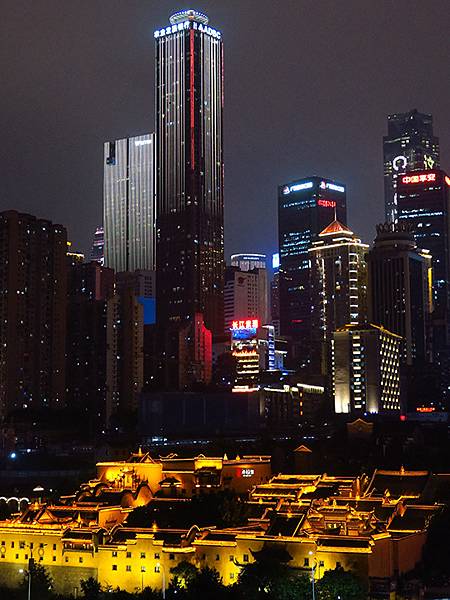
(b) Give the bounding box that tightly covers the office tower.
[155,10,224,336]
[332,324,402,415]
[179,313,212,388]
[0,211,67,417]
[90,226,105,265]
[278,176,347,366]
[66,260,115,431]
[271,254,280,336]
[106,289,144,426]
[309,220,368,348]
[398,169,450,406]
[224,266,269,333]
[384,109,440,223]
[367,222,432,365]
[231,253,267,271]
[103,133,156,273]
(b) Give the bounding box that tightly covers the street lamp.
[309,550,317,600]
[156,562,166,599]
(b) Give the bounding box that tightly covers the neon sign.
[445,176,450,187]
[320,181,345,193]
[283,182,313,195]
[392,155,407,172]
[402,173,436,184]
[239,468,255,478]
[154,21,221,40]
[232,319,259,330]
[317,199,336,208]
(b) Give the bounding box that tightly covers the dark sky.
[1,1,449,263]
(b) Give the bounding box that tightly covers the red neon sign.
[317,199,336,208]
[231,319,259,330]
[402,173,436,184]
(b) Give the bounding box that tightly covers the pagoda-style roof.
[319,220,353,236]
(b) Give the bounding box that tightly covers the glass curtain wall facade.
[278,177,347,366]
[103,133,156,273]
[155,11,224,336]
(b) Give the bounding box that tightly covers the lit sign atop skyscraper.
[317,199,336,208]
[402,173,436,184]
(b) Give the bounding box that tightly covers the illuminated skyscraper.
[278,177,347,366]
[103,133,156,273]
[155,10,224,336]
[383,109,440,223]
[398,169,450,406]
[309,220,368,372]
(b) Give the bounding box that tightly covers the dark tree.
[317,567,367,600]
[19,561,53,600]
[80,577,102,600]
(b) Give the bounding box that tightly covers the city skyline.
[1,1,449,261]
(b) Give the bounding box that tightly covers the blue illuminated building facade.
[278,177,347,366]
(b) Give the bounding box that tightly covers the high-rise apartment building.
[90,226,105,265]
[384,109,440,223]
[332,324,402,415]
[103,133,156,273]
[367,222,432,365]
[106,290,144,427]
[278,176,347,366]
[155,10,224,336]
[309,220,368,345]
[66,261,114,431]
[0,211,67,417]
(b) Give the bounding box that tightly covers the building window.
[154,553,160,559]
[79,557,83,564]
[1,541,4,546]
[243,554,249,562]
[15,554,19,560]
[24,554,28,560]
[215,554,220,561]
[304,558,309,567]
[112,551,118,557]
[230,573,235,580]
[169,553,174,560]
[19,542,25,549]
[53,544,56,550]
[229,555,234,562]
[112,565,117,571]
[126,565,131,572]
[319,561,324,567]
[65,557,69,563]
[11,542,14,549]
[141,566,146,573]
[140,552,146,559]
[53,557,56,562]
[155,565,160,573]
[126,552,132,558]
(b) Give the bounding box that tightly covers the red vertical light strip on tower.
[190,29,195,170]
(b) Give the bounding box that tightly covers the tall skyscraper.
[103,133,156,273]
[224,255,269,332]
[271,253,280,336]
[367,222,432,366]
[278,176,347,366]
[332,324,402,415]
[155,10,224,336]
[309,220,368,371]
[397,169,450,406]
[90,226,105,265]
[0,211,67,417]
[384,109,440,223]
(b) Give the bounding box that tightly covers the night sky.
[1,0,449,263]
